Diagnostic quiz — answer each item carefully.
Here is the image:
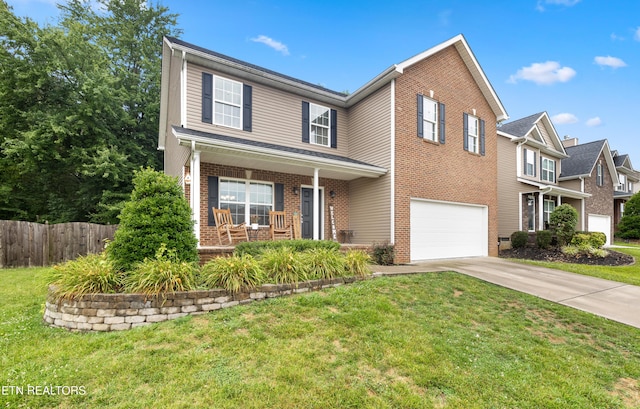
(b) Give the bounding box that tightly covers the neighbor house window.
[219,179,273,225]
[596,163,604,186]
[543,199,555,226]
[214,76,242,129]
[617,174,627,192]
[422,97,438,141]
[541,158,556,182]
[524,149,536,177]
[310,103,331,146]
[467,114,479,154]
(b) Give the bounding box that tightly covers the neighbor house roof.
[497,112,567,158]
[498,112,544,137]
[560,139,618,183]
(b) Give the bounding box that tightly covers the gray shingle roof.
[498,112,544,137]
[613,152,629,168]
[172,126,380,168]
[560,139,606,177]
[165,36,348,98]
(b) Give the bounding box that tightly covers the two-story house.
[158,34,508,263]
[497,112,589,240]
[611,150,639,231]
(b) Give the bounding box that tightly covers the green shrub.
[536,230,552,249]
[571,232,591,247]
[234,239,340,258]
[200,254,265,293]
[344,250,372,277]
[304,248,346,280]
[549,204,578,246]
[561,245,580,257]
[260,246,308,285]
[618,193,640,239]
[589,247,609,258]
[372,241,395,265]
[588,232,607,248]
[510,231,528,249]
[108,168,198,272]
[124,245,197,296]
[50,253,123,299]
[572,231,606,249]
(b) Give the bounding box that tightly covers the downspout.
[389,79,396,244]
[579,177,586,231]
[190,140,201,245]
[181,51,187,128]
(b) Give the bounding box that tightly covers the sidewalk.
[372,257,640,329]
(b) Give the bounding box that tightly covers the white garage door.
[587,214,611,246]
[410,199,488,261]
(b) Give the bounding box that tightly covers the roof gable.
[560,139,617,183]
[498,112,567,156]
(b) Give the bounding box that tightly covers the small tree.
[108,168,198,271]
[549,204,578,246]
[618,193,640,240]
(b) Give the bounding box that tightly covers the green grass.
[512,242,640,286]
[2,267,640,408]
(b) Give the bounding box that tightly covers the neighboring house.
[497,112,589,240]
[158,34,508,263]
[559,138,617,245]
[611,150,639,230]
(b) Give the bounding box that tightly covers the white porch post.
[313,168,319,240]
[557,195,562,206]
[191,148,201,244]
[538,192,544,230]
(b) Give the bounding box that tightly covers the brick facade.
[584,153,615,239]
[392,46,499,262]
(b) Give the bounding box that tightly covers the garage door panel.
[587,214,611,246]
[410,200,487,261]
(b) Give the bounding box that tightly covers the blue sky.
[7,0,640,165]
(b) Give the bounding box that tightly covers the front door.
[301,188,322,239]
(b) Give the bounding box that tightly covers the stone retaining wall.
[44,276,361,332]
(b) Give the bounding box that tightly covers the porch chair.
[292,212,301,239]
[269,210,292,240]
[212,208,248,245]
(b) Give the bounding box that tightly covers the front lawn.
[510,243,640,286]
[2,267,640,408]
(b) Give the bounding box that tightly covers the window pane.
[424,99,437,122]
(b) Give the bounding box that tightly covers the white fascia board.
[346,65,401,106]
[158,39,173,150]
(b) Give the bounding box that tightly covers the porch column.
[313,168,319,240]
[538,193,544,230]
[191,149,201,244]
[557,195,562,206]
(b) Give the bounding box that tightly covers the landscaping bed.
[500,246,635,266]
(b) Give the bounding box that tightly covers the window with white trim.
[467,114,479,154]
[214,76,242,129]
[617,173,627,192]
[524,149,536,177]
[543,199,555,226]
[310,103,330,146]
[219,179,273,225]
[422,97,438,141]
[596,163,604,186]
[541,157,556,182]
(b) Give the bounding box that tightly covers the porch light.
[329,190,336,198]
[184,172,191,185]
[292,186,299,195]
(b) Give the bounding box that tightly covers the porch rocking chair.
[212,208,249,245]
[269,210,292,240]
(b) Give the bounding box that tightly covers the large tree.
[0,0,180,223]
[618,193,640,240]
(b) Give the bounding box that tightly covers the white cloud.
[586,117,602,127]
[508,61,576,85]
[595,55,627,68]
[251,35,289,56]
[536,0,581,11]
[552,113,579,124]
[635,27,640,41]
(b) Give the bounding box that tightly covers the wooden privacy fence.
[0,221,118,268]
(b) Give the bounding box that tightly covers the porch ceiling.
[173,126,388,181]
[517,177,591,199]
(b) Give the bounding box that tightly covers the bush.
[304,248,346,280]
[124,245,197,296]
[617,192,640,239]
[572,231,606,249]
[200,254,265,293]
[260,246,308,285]
[344,250,372,277]
[372,242,395,265]
[589,247,609,258]
[549,204,578,246]
[234,239,340,258]
[561,245,580,257]
[50,253,123,299]
[108,168,198,272]
[510,231,528,249]
[536,230,552,249]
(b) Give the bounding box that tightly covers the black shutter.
[302,101,310,143]
[330,109,337,148]
[463,113,469,151]
[479,119,485,156]
[417,94,424,138]
[534,152,537,176]
[275,183,284,211]
[439,102,446,144]
[242,84,252,132]
[207,176,219,226]
[202,73,213,124]
[523,148,528,174]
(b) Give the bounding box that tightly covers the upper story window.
[596,163,604,186]
[524,148,536,177]
[467,115,479,154]
[202,72,252,131]
[422,98,438,141]
[310,103,330,146]
[541,157,556,183]
[617,173,627,192]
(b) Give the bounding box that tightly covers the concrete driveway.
[373,257,640,329]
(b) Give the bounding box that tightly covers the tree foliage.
[618,192,640,240]
[107,168,198,272]
[549,204,578,246]
[0,0,180,223]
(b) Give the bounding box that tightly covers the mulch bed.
[499,246,635,266]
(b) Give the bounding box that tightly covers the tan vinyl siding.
[185,62,349,157]
[497,135,522,237]
[347,84,392,243]
[164,51,190,178]
[538,123,555,147]
[560,178,582,192]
